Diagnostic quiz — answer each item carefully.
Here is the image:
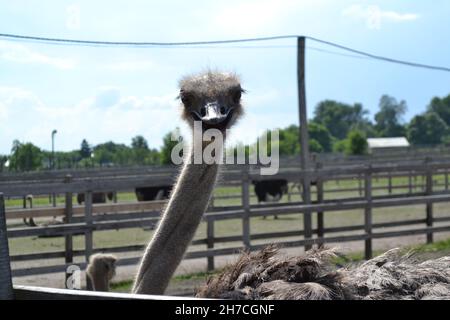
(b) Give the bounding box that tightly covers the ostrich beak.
[200,102,232,125]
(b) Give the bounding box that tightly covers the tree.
[278,125,300,156]
[407,112,448,146]
[131,135,149,150]
[347,130,368,155]
[428,94,450,127]
[313,100,370,140]
[93,141,131,166]
[0,155,8,172]
[80,139,92,159]
[131,135,150,165]
[160,129,184,165]
[374,95,407,137]
[9,140,43,172]
[308,122,333,153]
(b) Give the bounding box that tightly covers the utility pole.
[297,36,313,251]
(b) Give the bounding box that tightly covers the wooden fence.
[2,157,450,286]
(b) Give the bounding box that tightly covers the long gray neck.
[132,146,220,294]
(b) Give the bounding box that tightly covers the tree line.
[1,93,449,172]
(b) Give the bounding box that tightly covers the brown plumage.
[196,246,450,300]
[86,253,117,292]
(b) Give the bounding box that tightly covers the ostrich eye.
[180,90,193,107]
[231,87,243,104]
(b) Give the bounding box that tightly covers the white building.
[367,137,410,154]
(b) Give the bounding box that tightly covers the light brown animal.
[86,253,117,292]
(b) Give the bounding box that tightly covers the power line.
[0,33,449,72]
[306,36,450,73]
[0,33,298,46]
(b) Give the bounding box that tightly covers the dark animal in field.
[196,245,450,300]
[77,192,114,205]
[252,179,288,219]
[135,186,173,201]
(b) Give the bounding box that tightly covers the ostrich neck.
[132,144,220,294]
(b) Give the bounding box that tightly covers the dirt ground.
[12,231,450,297]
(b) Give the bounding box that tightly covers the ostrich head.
[179,71,245,132]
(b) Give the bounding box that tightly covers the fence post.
[445,170,449,191]
[64,175,74,287]
[425,159,433,244]
[364,166,373,260]
[52,193,57,207]
[358,174,363,196]
[297,36,313,252]
[0,193,14,299]
[84,190,94,290]
[206,216,215,271]
[388,173,392,195]
[316,162,324,248]
[408,172,413,194]
[242,166,251,249]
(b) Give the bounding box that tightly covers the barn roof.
[367,137,410,149]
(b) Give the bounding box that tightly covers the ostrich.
[196,246,450,300]
[132,70,245,294]
[86,253,117,292]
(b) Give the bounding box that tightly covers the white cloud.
[0,86,182,153]
[342,5,419,30]
[0,41,76,69]
[66,4,81,30]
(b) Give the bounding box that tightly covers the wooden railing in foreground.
[12,285,197,300]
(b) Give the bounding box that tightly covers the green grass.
[411,238,450,253]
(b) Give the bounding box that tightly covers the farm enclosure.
[2,151,450,294]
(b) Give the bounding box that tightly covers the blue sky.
[0,0,449,154]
